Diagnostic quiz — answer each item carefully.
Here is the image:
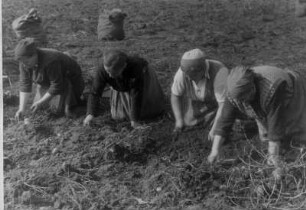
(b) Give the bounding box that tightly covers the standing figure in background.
[14,38,85,119]
[83,50,165,128]
[171,49,229,140]
[208,66,306,166]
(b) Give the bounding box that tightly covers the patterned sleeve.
[213,67,228,103]
[171,68,185,96]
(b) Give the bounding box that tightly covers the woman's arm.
[208,98,239,164]
[129,61,146,126]
[15,92,32,120]
[208,135,225,164]
[16,65,33,119]
[208,101,224,140]
[213,98,238,139]
[171,93,184,131]
[86,66,107,117]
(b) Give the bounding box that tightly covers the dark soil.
[3,0,306,209]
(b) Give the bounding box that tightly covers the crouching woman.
[83,50,165,128]
[14,38,85,119]
[208,66,306,166]
[171,49,229,139]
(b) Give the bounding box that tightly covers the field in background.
[3,0,306,209]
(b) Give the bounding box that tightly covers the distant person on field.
[14,38,85,119]
[83,50,165,128]
[171,49,229,140]
[208,66,306,166]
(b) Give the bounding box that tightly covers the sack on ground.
[12,8,47,45]
[97,9,127,41]
[295,0,306,17]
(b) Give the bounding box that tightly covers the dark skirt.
[34,78,84,113]
[110,67,165,121]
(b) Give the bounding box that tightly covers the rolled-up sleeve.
[19,64,33,93]
[46,62,65,95]
[87,67,107,116]
[171,68,185,96]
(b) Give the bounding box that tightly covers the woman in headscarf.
[208,65,306,166]
[171,49,229,139]
[83,50,165,128]
[14,38,85,119]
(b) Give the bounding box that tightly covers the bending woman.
[171,49,229,139]
[14,38,85,119]
[83,50,165,128]
[208,66,306,166]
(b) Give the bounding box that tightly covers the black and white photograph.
[2,0,306,209]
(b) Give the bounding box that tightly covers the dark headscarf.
[103,50,127,74]
[14,38,37,59]
[227,66,255,101]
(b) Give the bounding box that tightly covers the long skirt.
[110,67,165,121]
[34,79,84,113]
